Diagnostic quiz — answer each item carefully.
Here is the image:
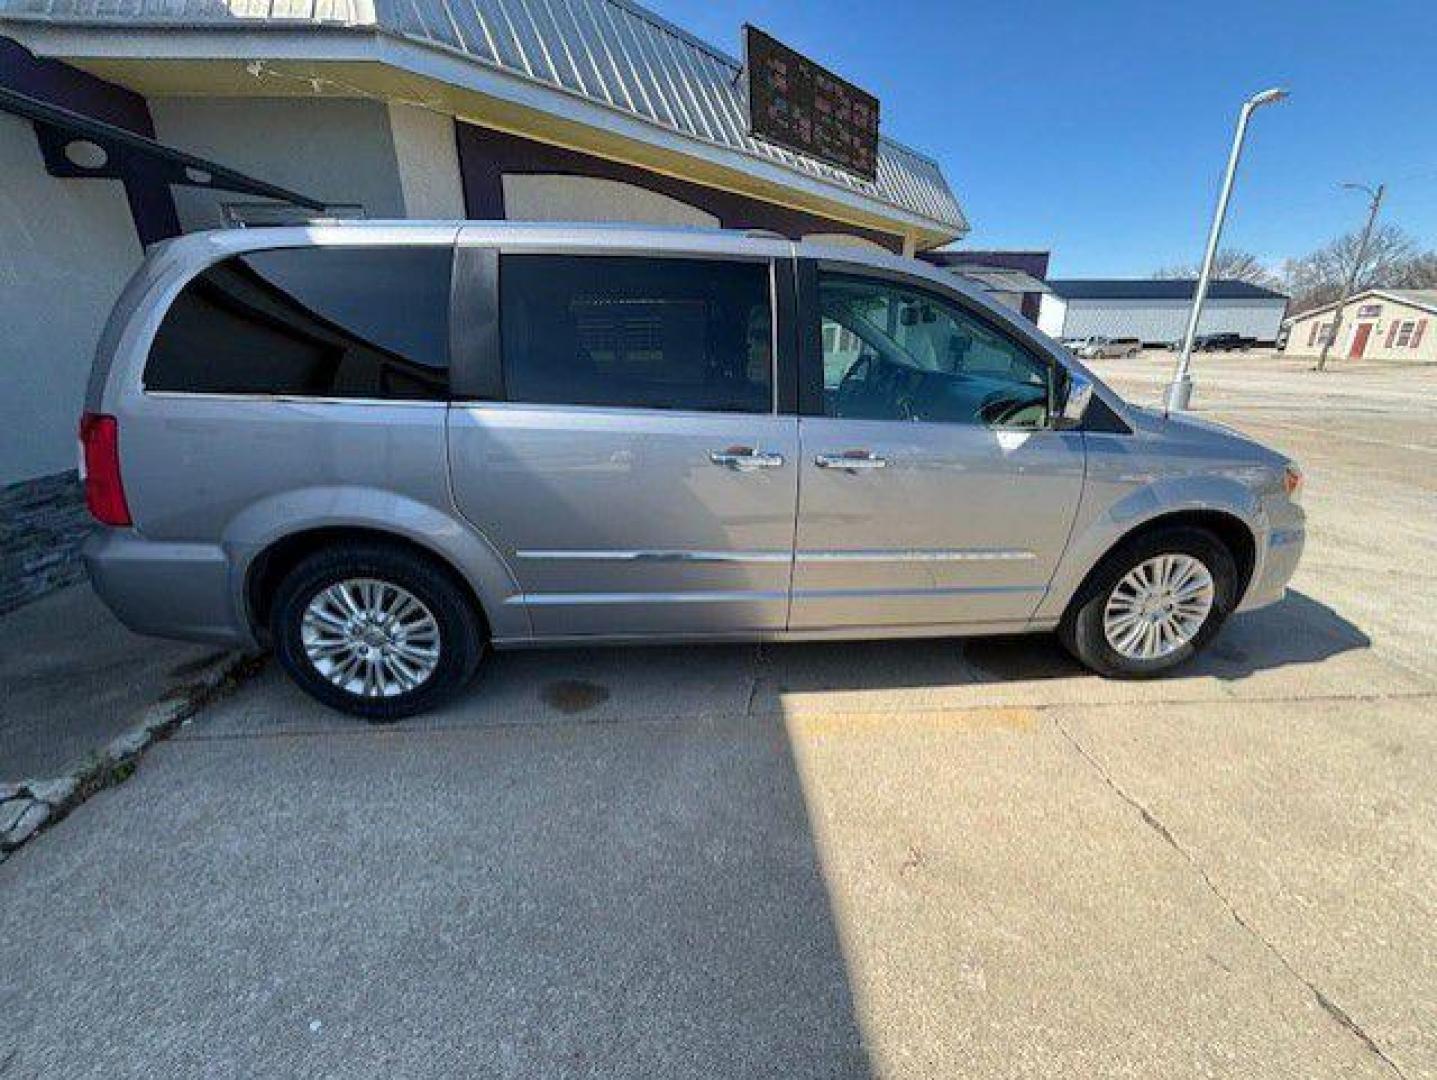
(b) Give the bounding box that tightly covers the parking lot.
[2,353,1434,1078]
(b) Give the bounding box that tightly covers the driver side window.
[817,273,1053,429]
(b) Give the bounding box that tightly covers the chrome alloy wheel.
[1102,554,1215,661]
[301,578,441,698]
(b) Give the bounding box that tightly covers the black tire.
[270,542,486,721]
[1059,526,1238,679]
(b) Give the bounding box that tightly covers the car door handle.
[815,451,888,471]
[709,447,785,471]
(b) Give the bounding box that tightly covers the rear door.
[447,236,800,639]
[791,262,1086,630]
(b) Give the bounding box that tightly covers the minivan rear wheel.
[1060,526,1237,678]
[270,543,485,720]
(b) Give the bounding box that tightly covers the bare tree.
[1281,224,1426,313]
[1154,249,1278,287]
[1391,251,1437,290]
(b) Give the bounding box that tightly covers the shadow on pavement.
[963,590,1369,684]
[1,706,875,1078]
[0,583,221,779]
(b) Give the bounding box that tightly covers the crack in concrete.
[0,653,263,859]
[744,642,769,717]
[1053,716,1408,1080]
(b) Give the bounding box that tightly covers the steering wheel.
[980,390,1045,428]
[834,355,874,415]
[837,355,872,396]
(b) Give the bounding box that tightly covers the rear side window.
[145,247,452,400]
[499,255,773,413]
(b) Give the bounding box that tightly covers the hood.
[1128,406,1286,465]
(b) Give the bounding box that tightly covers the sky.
[641,0,1437,277]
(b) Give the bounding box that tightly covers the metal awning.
[0,0,968,242]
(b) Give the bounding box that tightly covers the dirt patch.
[541,680,612,715]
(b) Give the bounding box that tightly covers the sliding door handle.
[815,451,888,471]
[709,448,785,471]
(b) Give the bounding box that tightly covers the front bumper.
[1237,520,1305,613]
[83,529,255,647]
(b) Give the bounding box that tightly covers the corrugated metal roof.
[0,0,967,234]
[952,266,1050,295]
[1046,279,1288,302]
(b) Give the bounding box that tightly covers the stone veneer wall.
[0,471,91,615]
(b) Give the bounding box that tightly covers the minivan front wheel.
[271,543,485,720]
[1060,527,1237,678]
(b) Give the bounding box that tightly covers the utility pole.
[1165,88,1289,413]
[1315,182,1385,372]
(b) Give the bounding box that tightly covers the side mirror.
[1056,371,1093,429]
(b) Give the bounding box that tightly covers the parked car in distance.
[1071,336,1142,359]
[81,223,1306,719]
[1175,333,1254,352]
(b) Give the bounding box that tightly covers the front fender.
[1035,472,1268,623]
[221,485,530,641]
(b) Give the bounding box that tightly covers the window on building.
[816,273,1053,429]
[499,255,773,413]
[1412,320,1427,348]
[1307,321,1320,346]
[145,247,452,399]
[1395,321,1416,348]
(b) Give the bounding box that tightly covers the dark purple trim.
[923,249,1052,322]
[1,35,179,244]
[455,120,903,253]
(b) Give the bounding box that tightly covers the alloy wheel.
[301,578,442,698]
[1102,554,1215,660]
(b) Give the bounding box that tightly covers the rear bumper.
[83,529,256,647]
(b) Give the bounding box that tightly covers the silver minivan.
[81,223,1305,718]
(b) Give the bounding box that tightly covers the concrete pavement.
[1,355,1433,1078]
[0,583,227,779]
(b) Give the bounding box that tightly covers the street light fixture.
[1314,181,1385,372]
[1164,87,1289,413]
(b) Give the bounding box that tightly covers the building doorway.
[1350,323,1373,359]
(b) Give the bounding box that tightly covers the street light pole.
[1165,87,1288,414]
[1315,182,1385,372]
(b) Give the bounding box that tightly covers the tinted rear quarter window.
[499,255,773,414]
[145,247,452,400]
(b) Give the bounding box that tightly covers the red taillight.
[79,412,132,526]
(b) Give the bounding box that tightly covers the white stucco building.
[0,0,967,610]
[1037,279,1288,346]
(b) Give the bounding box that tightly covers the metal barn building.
[1037,279,1288,346]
